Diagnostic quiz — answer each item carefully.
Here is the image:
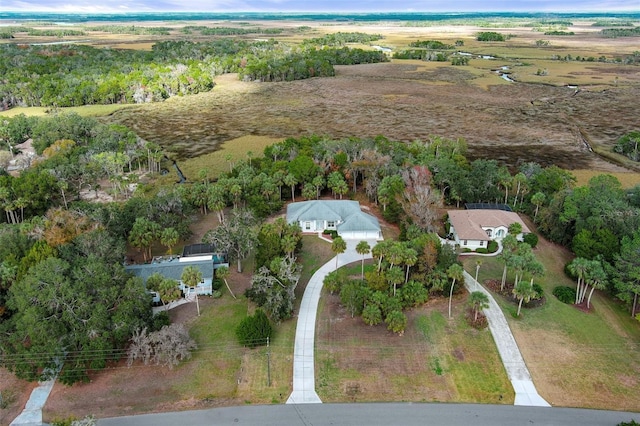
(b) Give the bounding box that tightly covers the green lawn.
[462,236,640,410]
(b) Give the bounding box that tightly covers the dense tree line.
[543,31,575,35]
[408,40,454,49]
[476,31,507,41]
[86,25,172,35]
[302,32,383,46]
[393,49,450,61]
[181,26,283,36]
[238,46,388,82]
[0,37,388,109]
[601,26,640,37]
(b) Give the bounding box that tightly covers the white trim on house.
[286,200,383,240]
[448,209,530,251]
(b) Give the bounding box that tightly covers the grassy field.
[462,232,640,411]
[315,291,514,404]
[571,169,640,188]
[0,104,134,118]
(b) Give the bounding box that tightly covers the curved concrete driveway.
[463,271,550,407]
[287,238,376,404]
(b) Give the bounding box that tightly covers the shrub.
[532,283,544,299]
[487,240,499,253]
[564,262,577,280]
[553,286,576,304]
[362,304,382,326]
[476,248,488,254]
[322,229,338,239]
[236,309,273,348]
[385,310,407,334]
[150,311,171,331]
[523,233,539,248]
[212,278,223,291]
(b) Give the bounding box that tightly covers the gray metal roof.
[337,210,381,232]
[286,200,361,222]
[125,258,212,283]
[287,200,381,233]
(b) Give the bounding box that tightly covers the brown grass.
[571,169,640,188]
[315,292,514,404]
[0,368,37,426]
[107,61,638,173]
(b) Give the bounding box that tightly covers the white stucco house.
[447,209,530,251]
[286,200,383,240]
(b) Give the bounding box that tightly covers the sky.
[2,0,639,13]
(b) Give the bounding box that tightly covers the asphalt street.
[97,403,639,426]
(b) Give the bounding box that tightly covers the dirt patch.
[0,369,37,426]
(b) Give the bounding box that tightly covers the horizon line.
[2,10,640,14]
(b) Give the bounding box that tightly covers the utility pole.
[267,337,271,387]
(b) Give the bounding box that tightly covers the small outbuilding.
[286,200,383,240]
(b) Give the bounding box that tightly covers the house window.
[480,241,484,247]
[305,221,311,231]
[463,240,467,246]
[485,229,492,238]
[497,229,504,237]
[327,221,335,229]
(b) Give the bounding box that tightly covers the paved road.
[97,403,639,426]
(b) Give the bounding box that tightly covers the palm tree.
[468,291,490,322]
[158,278,181,311]
[498,234,518,291]
[355,240,371,280]
[128,217,160,262]
[181,265,203,316]
[568,257,590,305]
[160,227,179,255]
[513,280,537,316]
[584,259,607,309]
[281,234,298,261]
[387,266,404,297]
[508,222,523,237]
[283,173,298,202]
[403,247,418,284]
[216,265,236,299]
[447,263,464,319]
[530,192,546,220]
[331,236,347,270]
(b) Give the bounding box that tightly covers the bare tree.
[127,324,197,369]
[400,166,443,232]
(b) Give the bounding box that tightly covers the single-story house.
[448,209,530,251]
[125,243,229,303]
[286,200,383,240]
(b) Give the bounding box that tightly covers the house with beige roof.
[447,209,530,251]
